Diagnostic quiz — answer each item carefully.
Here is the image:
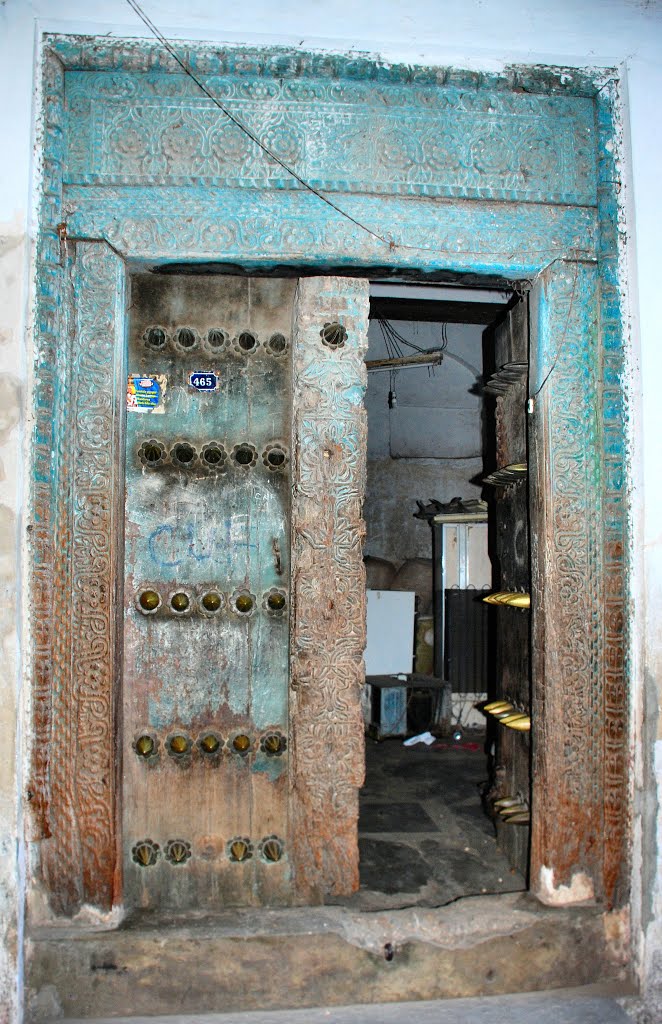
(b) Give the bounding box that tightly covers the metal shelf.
[483,361,528,395]
[483,463,528,487]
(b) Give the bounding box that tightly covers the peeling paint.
[537,866,596,906]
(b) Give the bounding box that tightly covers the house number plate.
[189,371,219,392]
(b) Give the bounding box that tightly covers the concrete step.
[58,989,634,1024]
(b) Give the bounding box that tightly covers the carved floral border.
[290,277,369,901]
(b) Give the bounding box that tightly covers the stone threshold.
[50,987,638,1024]
[26,893,632,1021]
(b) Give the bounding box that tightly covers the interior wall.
[1,2,661,1020]
[364,319,484,565]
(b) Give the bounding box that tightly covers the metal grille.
[443,589,489,693]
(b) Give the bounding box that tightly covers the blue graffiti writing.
[148,516,257,569]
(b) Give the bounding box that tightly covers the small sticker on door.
[188,371,219,392]
[127,374,167,413]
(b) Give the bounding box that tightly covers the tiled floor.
[346,731,525,910]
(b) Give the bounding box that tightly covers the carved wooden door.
[123,274,294,909]
[483,297,531,881]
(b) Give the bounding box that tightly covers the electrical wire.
[376,316,448,409]
[124,0,392,249]
[377,317,447,357]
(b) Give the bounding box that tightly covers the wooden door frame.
[27,35,629,916]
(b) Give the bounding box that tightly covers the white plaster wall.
[365,320,485,564]
[1,1,661,1019]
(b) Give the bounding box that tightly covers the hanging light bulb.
[388,369,397,408]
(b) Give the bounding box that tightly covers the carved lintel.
[62,186,599,274]
[60,62,597,207]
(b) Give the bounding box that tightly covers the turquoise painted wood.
[122,274,294,908]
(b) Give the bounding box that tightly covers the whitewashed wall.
[364,320,485,564]
[1,1,661,1020]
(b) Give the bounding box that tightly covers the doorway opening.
[357,281,531,910]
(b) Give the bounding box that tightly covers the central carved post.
[289,276,370,902]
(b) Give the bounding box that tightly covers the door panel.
[122,274,294,909]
